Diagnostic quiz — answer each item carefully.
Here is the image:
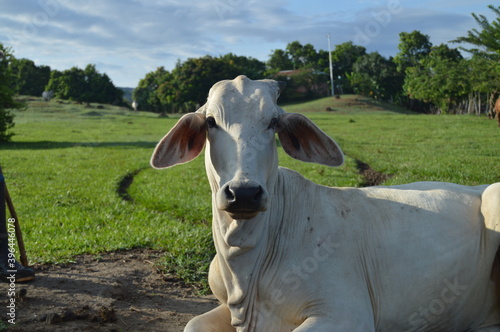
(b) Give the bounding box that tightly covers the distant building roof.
[275,69,327,76]
[276,69,298,76]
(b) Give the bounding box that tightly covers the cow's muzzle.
[217,181,268,219]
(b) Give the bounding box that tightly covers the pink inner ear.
[278,113,344,167]
[151,113,206,169]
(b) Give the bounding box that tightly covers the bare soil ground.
[0,248,218,331]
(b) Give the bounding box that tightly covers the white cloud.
[0,0,492,87]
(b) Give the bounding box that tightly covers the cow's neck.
[211,175,285,330]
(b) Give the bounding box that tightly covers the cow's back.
[273,172,499,331]
[354,182,498,330]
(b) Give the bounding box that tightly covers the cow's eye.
[206,116,217,129]
[268,117,279,130]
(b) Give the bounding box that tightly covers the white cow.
[151,76,500,332]
[42,90,54,102]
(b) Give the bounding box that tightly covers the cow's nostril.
[253,187,263,202]
[225,184,263,204]
[225,185,235,202]
[232,186,262,203]
[218,182,267,217]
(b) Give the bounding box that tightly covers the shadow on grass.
[0,141,157,150]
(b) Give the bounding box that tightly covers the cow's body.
[151,76,500,331]
[209,174,500,331]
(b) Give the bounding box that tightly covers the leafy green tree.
[45,69,63,96]
[452,5,500,116]
[427,43,463,61]
[266,49,293,73]
[133,67,171,112]
[47,66,85,100]
[403,44,468,113]
[330,42,367,94]
[286,41,318,69]
[331,42,366,78]
[452,5,500,60]
[142,54,266,113]
[464,56,500,116]
[172,56,235,108]
[46,64,123,104]
[315,49,331,74]
[394,30,433,73]
[82,64,123,104]
[221,53,265,79]
[156,73,177,112]
[267,49,292,71]
[467,56,500,97]
[267,41,368,94]
[349,52,403,101]
[9,58,51,96]
[0,45,25,142]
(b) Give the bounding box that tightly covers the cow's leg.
[292,316,375,332]
[184,304,235,332]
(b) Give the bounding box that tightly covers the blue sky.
[0,0,495,87]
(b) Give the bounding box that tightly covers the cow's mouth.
[225,210,260,220]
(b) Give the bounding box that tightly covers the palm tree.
[452,5,500,61]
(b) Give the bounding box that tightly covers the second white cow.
[151,75,500,332]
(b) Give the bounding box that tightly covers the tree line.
[135,4,500,115]
[133,54,266,113]
[1,4,499,141]
[0,45,125,141]
[0,48,23,142]
[5,57,124,105]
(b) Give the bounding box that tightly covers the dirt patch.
[82,111,103,116]
[1,249,218,331]
[329,97,385,112]
[355,159,391,187]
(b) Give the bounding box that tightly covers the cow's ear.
[277,113,344,167]
[151,113,206,169]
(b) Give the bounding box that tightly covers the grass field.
[1,95,499,291]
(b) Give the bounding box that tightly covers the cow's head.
[151,75,344,220]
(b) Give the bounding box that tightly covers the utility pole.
[327,34,334,97]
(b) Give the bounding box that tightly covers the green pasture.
[0,96,498,291]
